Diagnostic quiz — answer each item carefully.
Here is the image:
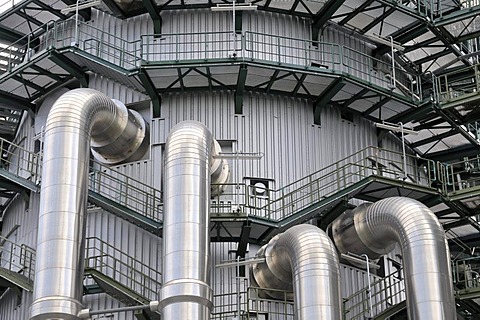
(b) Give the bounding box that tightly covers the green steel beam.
[427,144,480,162]
[338,0,374,26]
[12,75,44,93]
[362,6,396,33]
[31,0,67,20]
[143,0,162,34]
[312,0,345,41]
[60,0,91,20]
[456,29,480,43]
[48,51,88,87]
[0,91,35,113]
[434,6,480,27]
[100,0,125,17]
[386,101,433,124]
[409,130,457,148]
[137,70,161,118]
[0,25,28,45]
[236,221,251,258]
[235,64,248,114]
[15,10,43,28]
[340,88,369,109]
[362,97,390,117]
[313,78,344,125]
[291,73,308,96]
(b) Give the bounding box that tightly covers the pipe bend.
[252,224,342,320]
[160,121,214,320]
[31,89,146,320]
[332,197,456,320]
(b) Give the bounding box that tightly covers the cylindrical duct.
[90,99,149,164]
[331,197,456,320]
[30,89,149,320]
[251,224,342,320]
[159,121,214,319]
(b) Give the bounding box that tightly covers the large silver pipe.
[158,121,214,319]
[30,88,149,320]
[251,224,342,320]
[332,197,456,320]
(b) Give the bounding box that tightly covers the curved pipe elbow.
[252,224,342,320]
[31,89,148,320]
[331,197,455,320]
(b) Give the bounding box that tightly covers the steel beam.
[143,0,162,34]
[313,78,344,125]
[312,0,345,41]
[235,64,248,114]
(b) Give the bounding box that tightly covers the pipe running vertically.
[158,121,214,319]
[30,89,149,320]
[251,224,342,320]
[332,197,456,320]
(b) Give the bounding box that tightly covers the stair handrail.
[452,256,480,294]
[88,161,163,223]
[0,234,35,283]
[84,236,161,300]
[343,268,406,320]
[0,20,56,73]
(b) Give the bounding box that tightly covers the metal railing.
[443,155,480,194]
[89,162,163,223]
[0,135,163,224]
[0,19,422,101]
[0,20,56,74]
[343,270,406,320]
[0,137,41,184]
[0,234,36,285]
[84,236,161,300]
[453,256,480,295]
[433,64,480,105]
[211,286,294,320]
[241,146,436,221]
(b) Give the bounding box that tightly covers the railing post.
[277,36,281,64]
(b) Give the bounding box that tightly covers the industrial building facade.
[0,0,479,319]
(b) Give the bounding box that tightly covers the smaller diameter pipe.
[252,224,342,320]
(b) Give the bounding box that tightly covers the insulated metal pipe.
[332,197,456,320]
[159,121,214,319]
[30,89,149,320]
[251,224,342,320]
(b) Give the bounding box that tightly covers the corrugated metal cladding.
[1,193,38,249]
[88,74,149,105]
[0,289,32,320]
[89,10,153,40]
[156,91,378,187]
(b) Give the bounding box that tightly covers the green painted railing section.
[343,270,406,320]
[84,236,161,300]
[0,234,35,286]
[223,146,437,221]
[0,19,422,102]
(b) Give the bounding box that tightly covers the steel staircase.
[0,234,161,320]
[83,236,161,320]
[0,234,35,296]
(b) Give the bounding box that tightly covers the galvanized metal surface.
[159,121,214,319]
[30,89,150,320]
[252,224,342,319]
[332,197,456,319]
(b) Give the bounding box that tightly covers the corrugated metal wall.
[0,7,420,320]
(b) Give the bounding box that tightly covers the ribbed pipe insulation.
[251,224,342,320]
[158,121,215,319]
[331,197,456,320]
[30,89,149,320]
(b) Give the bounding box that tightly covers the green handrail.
[343,270,406,320]
[0,234,36,284]
[84,236,161,300]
